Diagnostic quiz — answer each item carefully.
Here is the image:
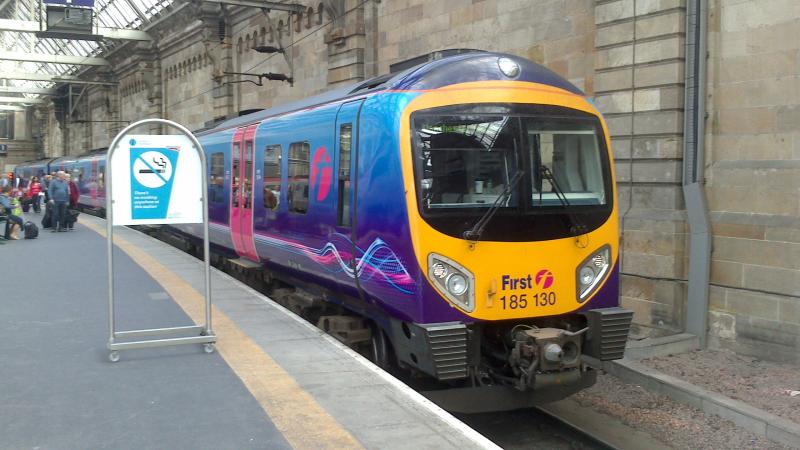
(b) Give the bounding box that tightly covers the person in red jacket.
[66,173,79,208]
[65,173,80,231]
[27,176,43,213]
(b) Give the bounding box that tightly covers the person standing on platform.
[0,173,9,190]
[48,171,70,232]
[28,176,42,213]
[42,174,52,203]
[65,173,79,230]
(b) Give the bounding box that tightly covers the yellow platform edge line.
[83,220,364,450]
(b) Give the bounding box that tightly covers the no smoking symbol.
[133,151,173,188]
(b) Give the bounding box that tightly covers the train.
[15,51,632,412]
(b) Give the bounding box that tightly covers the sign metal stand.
[106,118,216,362]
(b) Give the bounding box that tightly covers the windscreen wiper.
[539,165,588,235]
[463,170,524,243]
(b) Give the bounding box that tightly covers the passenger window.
[209,152,224,204]
[337,124,352,227]
[263,145,281,211]
[288,141,310,214]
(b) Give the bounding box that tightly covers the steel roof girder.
[199,0,305,13]
[0,96,47,104]
[0,85,58,95]
[1,71,118,85]
[0,18,151,40]
[0,50,110,65]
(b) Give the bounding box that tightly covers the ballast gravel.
[573,373,795,449]
[640,348,800,425]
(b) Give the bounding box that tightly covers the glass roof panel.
[0,0,174,95]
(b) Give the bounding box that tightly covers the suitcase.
[41,203,53,229]
[22,202,30,213]
[24,221,38,239]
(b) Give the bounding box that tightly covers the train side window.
[337,124,352,227]
[209,152,224,204]
[263,145,281,211]
[288,141,309,214]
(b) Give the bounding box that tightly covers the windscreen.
[411,104,612,241]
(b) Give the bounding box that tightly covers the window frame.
[337,123,352,227]
[262,144,282,211]
[287,141,310,214]
[208,152,225,205]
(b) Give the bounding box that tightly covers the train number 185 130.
[499,292,557,310]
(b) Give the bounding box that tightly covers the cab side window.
[337,124,352,227]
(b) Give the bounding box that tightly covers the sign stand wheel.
[109,351,120,363]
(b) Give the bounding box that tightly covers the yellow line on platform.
[83,220,364,450]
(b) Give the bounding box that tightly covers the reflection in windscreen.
[414,114,607,211]
[415,116,521,210]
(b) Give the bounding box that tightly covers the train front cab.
[392,80,633,412]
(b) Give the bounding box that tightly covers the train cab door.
[229,125,260,262]
[335,99,364,282]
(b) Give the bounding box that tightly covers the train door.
[229,124,260,262]
[335,100,364,281]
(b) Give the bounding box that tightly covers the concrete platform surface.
[0,212,498,450]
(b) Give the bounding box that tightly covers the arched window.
[306,7,313,28]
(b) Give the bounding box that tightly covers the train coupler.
[508,326,587,390]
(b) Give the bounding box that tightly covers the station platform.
[0,213,498,450]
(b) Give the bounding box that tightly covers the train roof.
[204,51,583,135]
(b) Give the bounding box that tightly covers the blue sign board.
[129,144,180,221]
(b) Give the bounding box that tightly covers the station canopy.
[0,0,172,101]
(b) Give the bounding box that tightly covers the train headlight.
[446,274,468,296]
[576,245,611,302]
[497,57,520,78]
[428,253,475,312]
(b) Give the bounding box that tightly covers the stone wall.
[594,0,689,336]
[0,111,38,171]
[376,0,596,92]
[705,0,800,362]
[16,0,799,362]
